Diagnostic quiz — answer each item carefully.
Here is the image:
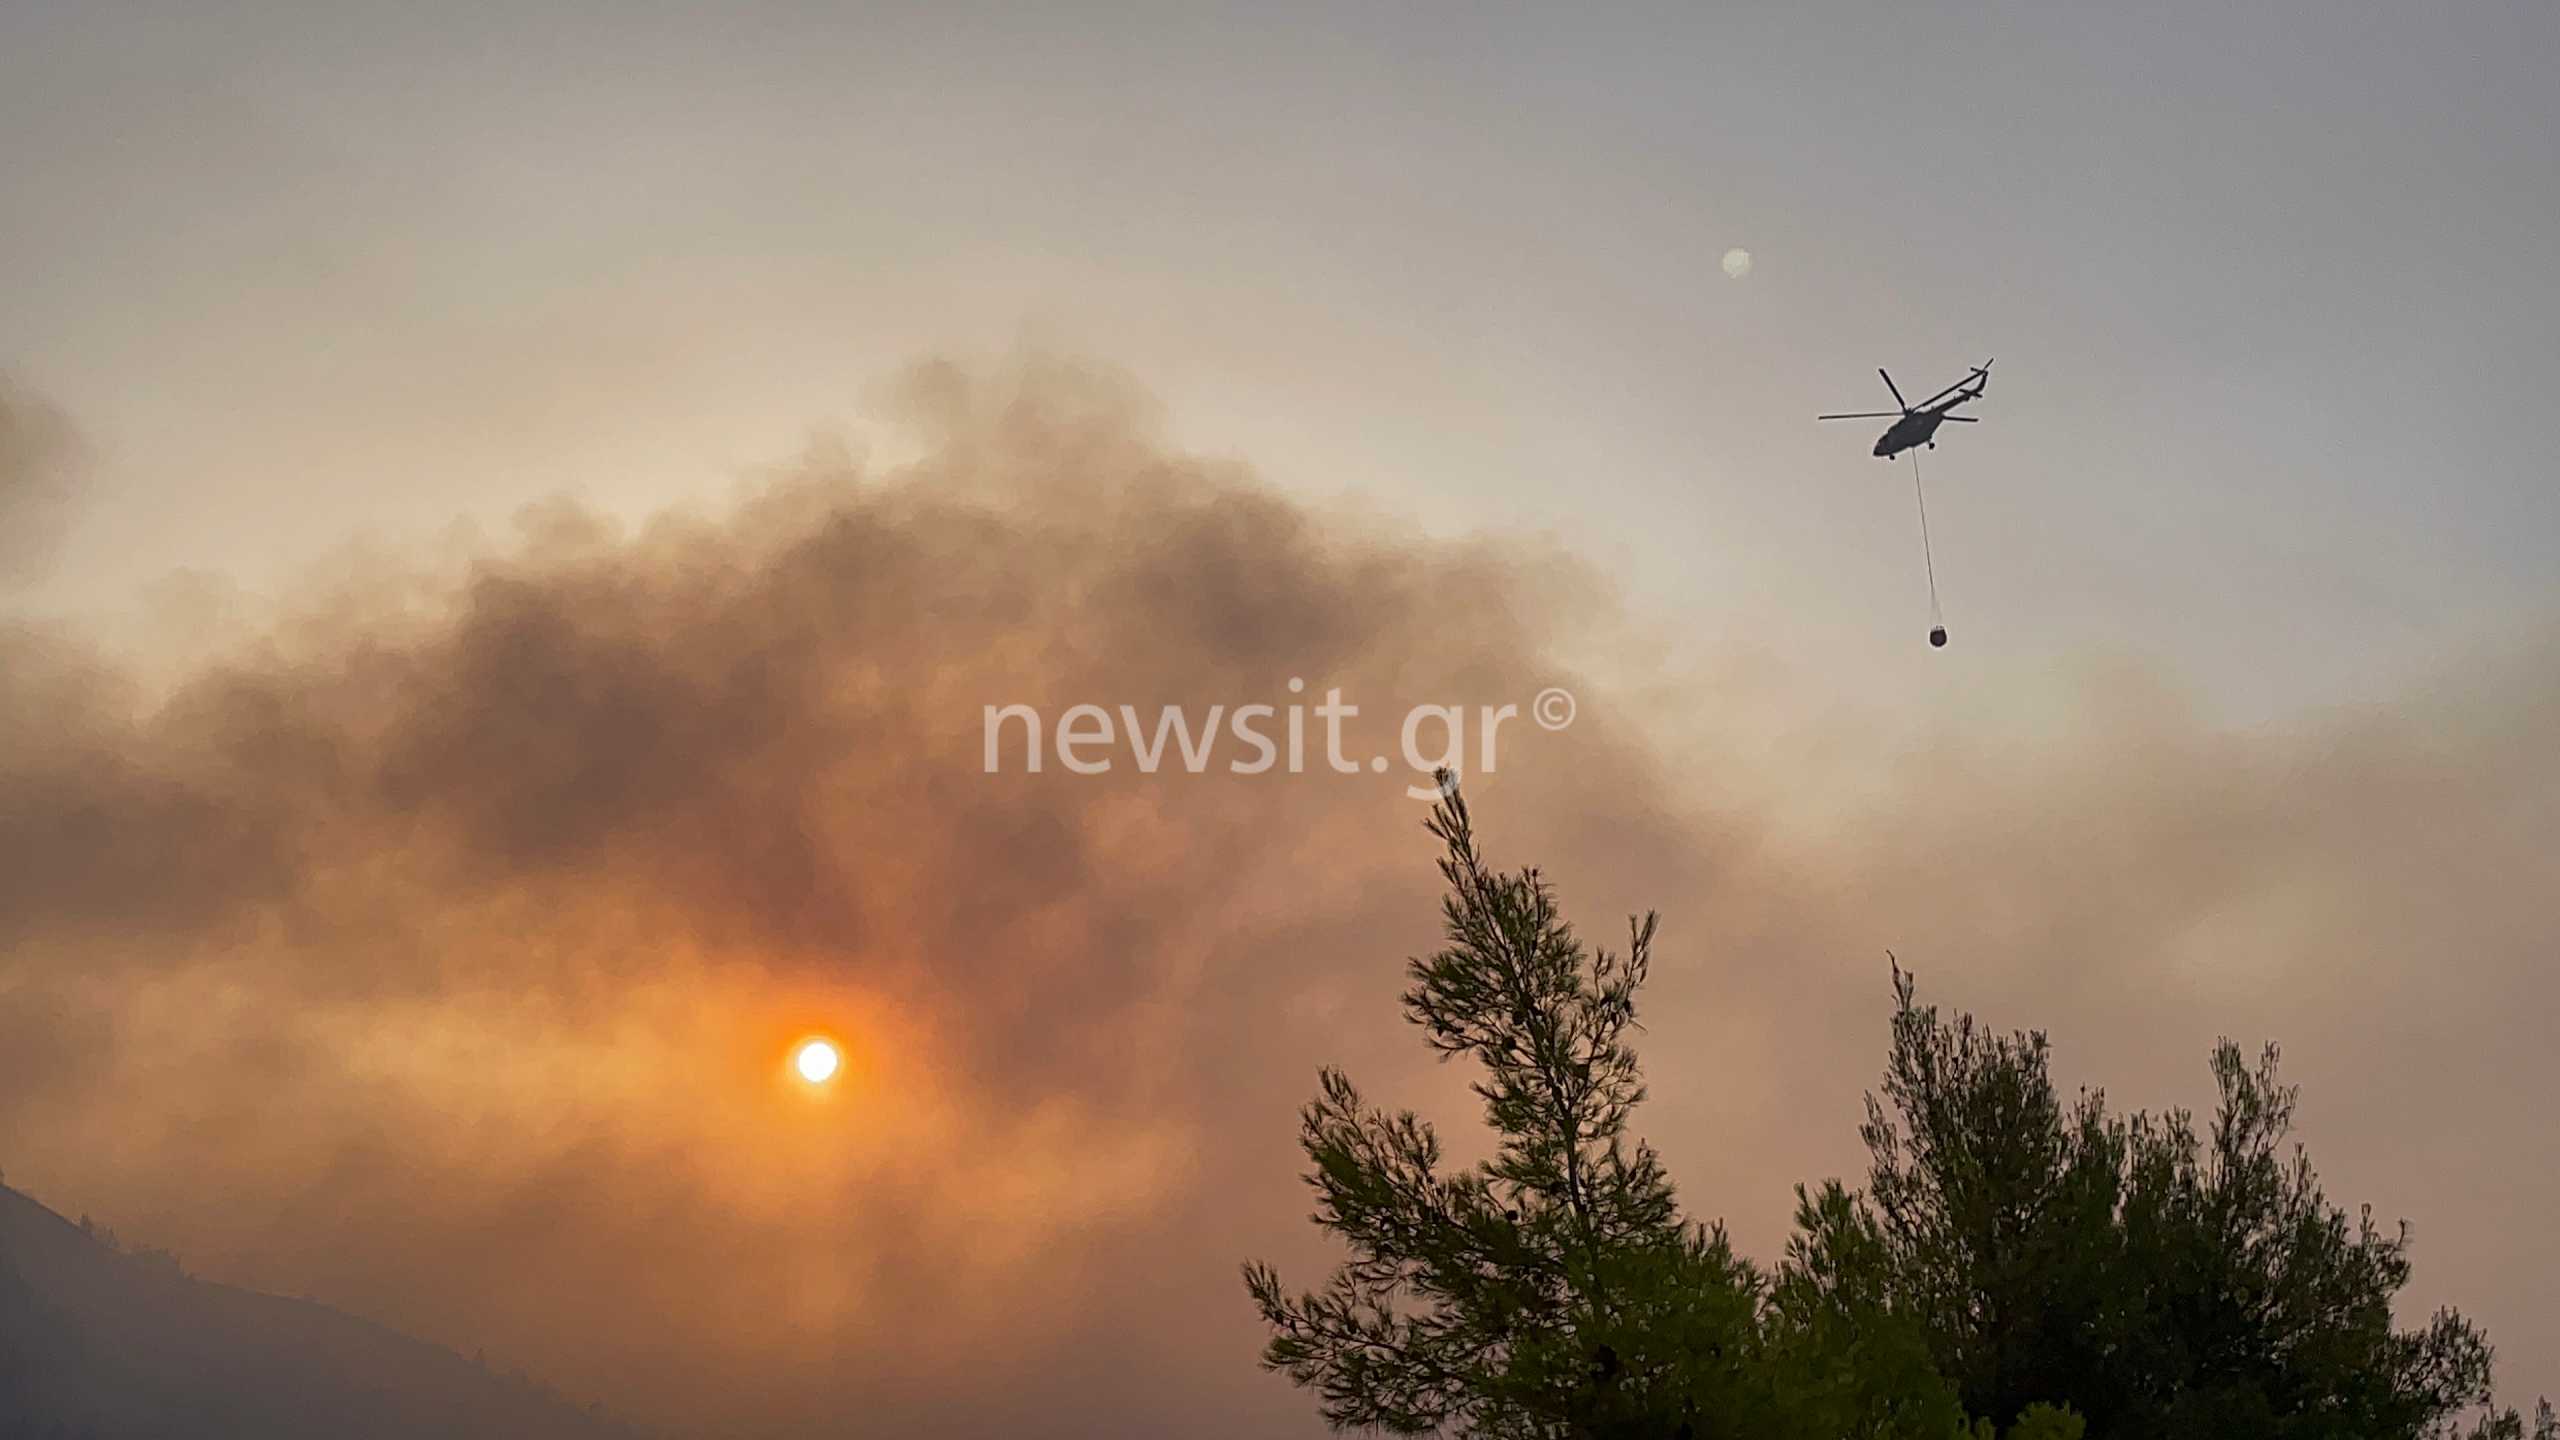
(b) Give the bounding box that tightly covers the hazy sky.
[10,0,2556,714]
[3,3,2556,1436]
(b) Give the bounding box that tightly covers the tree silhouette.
[1247,785,2542,1440]
[1785,965,2545,1440]
[1244,779,1778,1437]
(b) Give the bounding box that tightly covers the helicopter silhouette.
[1819,359,1991,458]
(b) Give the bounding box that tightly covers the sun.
[793,1038,841,1085]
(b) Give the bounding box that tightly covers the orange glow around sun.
[793,1038,842,1085]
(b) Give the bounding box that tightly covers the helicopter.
[1819,359,1995,649]
[1819,360,1992,458]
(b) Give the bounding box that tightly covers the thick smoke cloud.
[1,359,2551,1435]
[0,358,1671,1436]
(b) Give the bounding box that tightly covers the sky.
[2,2,2556,1435]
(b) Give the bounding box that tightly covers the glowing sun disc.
[794,1039,841,1084]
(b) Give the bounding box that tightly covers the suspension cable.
[1910,449,1945,640]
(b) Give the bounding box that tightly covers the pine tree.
[1797,967,2538,1440]
[1242,779,1772,1437]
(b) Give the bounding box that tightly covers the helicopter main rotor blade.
[1938,415,1979,422]
[1878,369,1909,410]
[1818,411,1901,420]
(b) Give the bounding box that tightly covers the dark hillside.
[0,1184,651,1440]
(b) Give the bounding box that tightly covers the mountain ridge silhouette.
[0,1181,659,1439]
